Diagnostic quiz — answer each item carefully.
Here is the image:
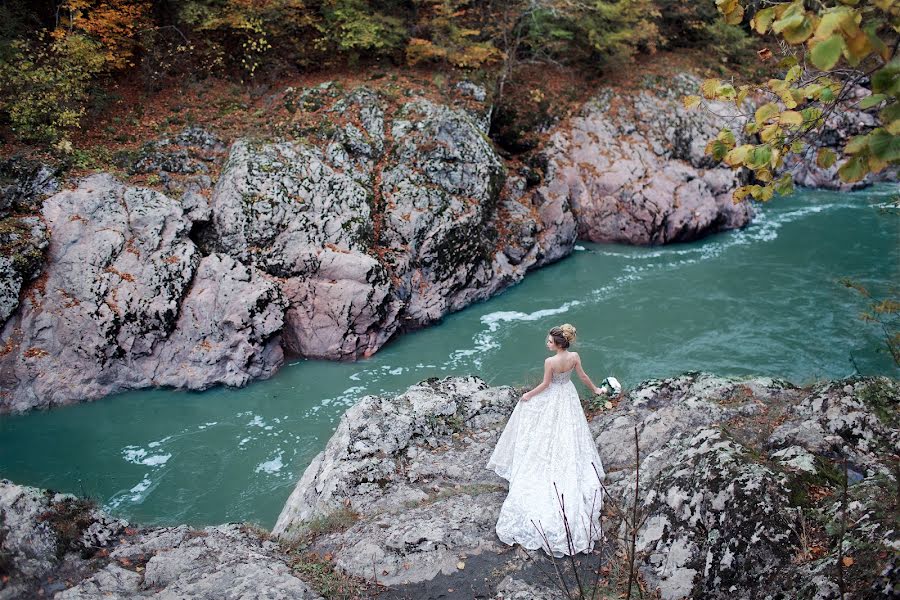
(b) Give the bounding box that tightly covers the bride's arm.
[574,353,606,395]
[521,359,554,401]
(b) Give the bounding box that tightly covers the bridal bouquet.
[591,376,622,410]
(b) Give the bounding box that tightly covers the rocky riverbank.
[2,372,897,599]
[0,70,893,412]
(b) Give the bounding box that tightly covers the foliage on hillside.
[0,0,750,147]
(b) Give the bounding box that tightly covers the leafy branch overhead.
[684,0,900,202]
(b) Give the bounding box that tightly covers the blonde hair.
[548,323,576,349]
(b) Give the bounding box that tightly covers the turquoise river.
[1,185,897,528]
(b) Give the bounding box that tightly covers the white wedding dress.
[486,367,606,557]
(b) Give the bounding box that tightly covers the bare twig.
[837,453,849,600]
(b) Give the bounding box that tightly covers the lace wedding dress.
[486,367,606,557]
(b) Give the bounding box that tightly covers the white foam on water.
[122,447,147,463]
[446,299,584,370]
[574,245,586,251]
[147,435,173,449]
[141,453,171,467]
[389,367,403,375]
[238,437,252,447]
[255,451,284,475]
[122,446,173,467]
[248,415,266,427]
[106,474,157,509]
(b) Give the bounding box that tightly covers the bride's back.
[548,351,579,374]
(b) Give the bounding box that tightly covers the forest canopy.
[0,0,750,143]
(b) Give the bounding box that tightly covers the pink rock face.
[0,174,286,413]
[537,75,755,245]
[211,87,571,361]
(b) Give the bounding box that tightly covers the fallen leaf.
[843,556,854,567]
[457,561,465,570]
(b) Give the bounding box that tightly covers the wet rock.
[0,174,286,412]
[537,73,755,245]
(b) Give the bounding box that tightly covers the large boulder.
[211,83,569,360]
[0,479,321,599]
[536,73,755,245]
[273,373,898,598]
[0,174,286,413]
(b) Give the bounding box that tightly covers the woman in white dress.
[486,323,609,558]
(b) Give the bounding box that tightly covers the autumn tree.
[685,0,900,201]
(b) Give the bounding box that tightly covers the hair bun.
[560,323,577,343]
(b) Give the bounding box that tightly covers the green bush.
[0,32,105,143]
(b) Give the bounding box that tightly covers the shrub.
[0,32,105,142]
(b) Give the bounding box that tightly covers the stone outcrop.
[209,82,567,361]
[534,73,755,245]
[273,373,898,599]
[0,159,59,325]
[0,480,320,599]
[0,174,286,412]
[2,373,896,598]
[5,73,894,411]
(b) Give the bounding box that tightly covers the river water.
[1,185,897,528]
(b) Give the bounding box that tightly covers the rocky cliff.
[270,372,898,599]
[0,72,890,412]
[4,373,895,599]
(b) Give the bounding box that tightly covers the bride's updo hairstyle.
[548,323,577,349]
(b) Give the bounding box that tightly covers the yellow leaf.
[683,95,702,109]
[701,79,721,100]
[755,102,781,124]
[779,110,804,126]
[842,556,854,567]
[760,123,782,143]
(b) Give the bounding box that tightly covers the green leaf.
[706,139,730,162]
[867,129,900,161]
[810,35,845,70]
[880,102,900,124]
[845,134,869,155]
[871,59,900,95]
[717,128,736,146]
[816,148,837,169]
[747,145,773,169]
[859,94,887,109]
[838,155,868,182]
[752,8,777,34]
[774,172,795,196]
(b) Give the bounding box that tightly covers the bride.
[486,323,609,557]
